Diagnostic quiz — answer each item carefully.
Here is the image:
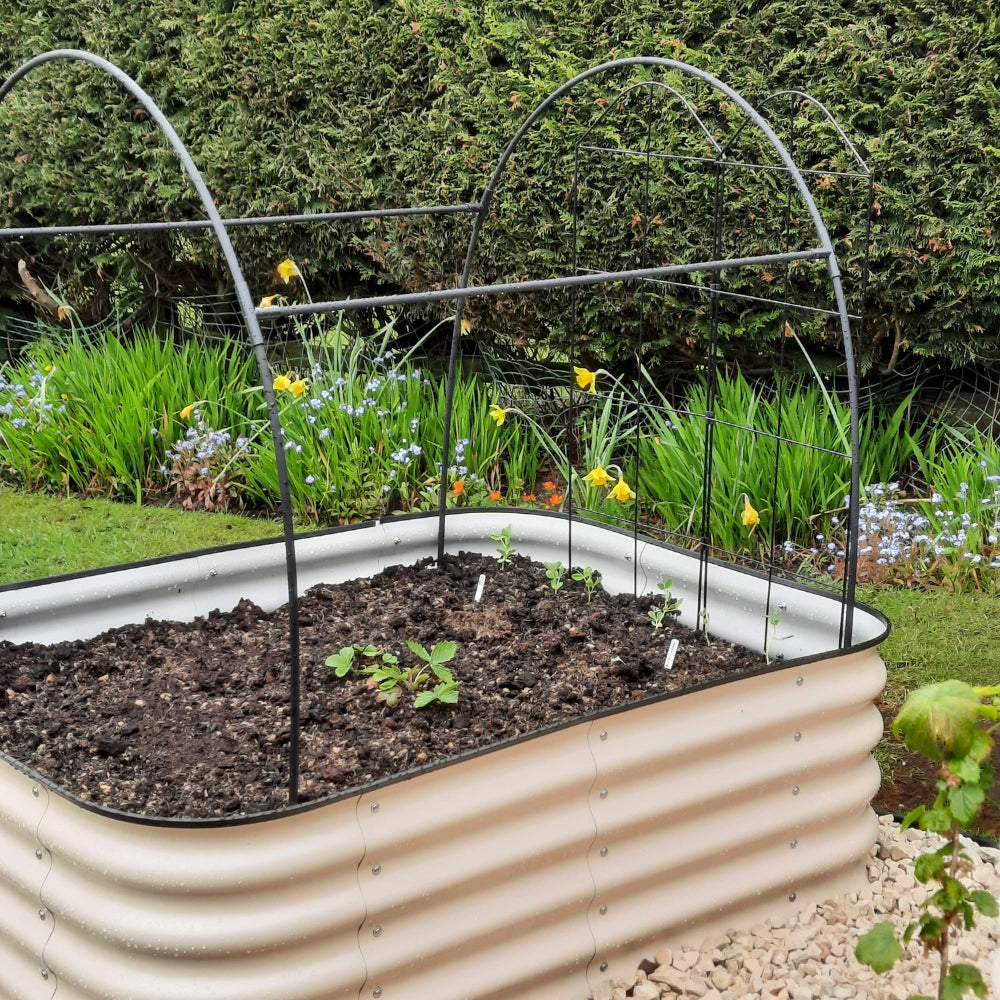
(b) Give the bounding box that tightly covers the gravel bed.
[595,814,1000,1000]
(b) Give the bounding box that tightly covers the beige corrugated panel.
[1,645,885,1000]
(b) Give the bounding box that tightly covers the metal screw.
[793,731,802,741]
[373,988,382,998]
[599,730,608,741]
[792,786,800,795]
[32,786,39,797]
[599,905,607,915]
[599,789,608,799]
[789,892,797,902]
[393,537,401,546]
[373,926,382,937]
[371,864,381,875]
[599,847,608,857]
[209,569,217,577]
[600,963,608,973]
[40,970,48,980]
[35,849,43,860]
[371,802,379,812]
[796,676,804,686]
[0,609,6,618]
[38,909,46,920]
[790,839,798,848]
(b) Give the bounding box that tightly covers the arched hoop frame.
[1,52,866,808]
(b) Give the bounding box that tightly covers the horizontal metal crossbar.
[258,248,830,317]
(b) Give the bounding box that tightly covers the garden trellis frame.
[1,50,871,808]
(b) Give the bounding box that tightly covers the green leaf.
[914,852,945,883]
[428,640,457,667]
[325,646,355,677]
[892,680,989,762]
[942,964,987,1000]
[855,921,903,973]
[406,639,431,663]
[971,889,999,917]
[948,783,986,826]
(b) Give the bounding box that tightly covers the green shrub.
[2,2,999,371]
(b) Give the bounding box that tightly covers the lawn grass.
[860,585,1000,707]
[0,486,282,585]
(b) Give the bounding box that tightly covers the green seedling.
[648,578,681,629]
[490,525,515,569]
[571,566,600,602]
[544,561,565,595]
[326,640,459,708]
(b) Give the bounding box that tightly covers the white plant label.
[664,638,680,671]
[474,573,486,603]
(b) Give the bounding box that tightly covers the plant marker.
[664,638,680,671]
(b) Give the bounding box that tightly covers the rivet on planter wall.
[600,847,608,856]
[792,786,800,795]
[371,864,381,875]
[789,892,797,902]
[599,789,608,799]
[599,730,608,740]
[796,677,804,686]
[793,731,802,741]
[371,802,379,812]
[600,963,609,973]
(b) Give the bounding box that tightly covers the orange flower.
[489,490,502,502]
[542,480,557,491]
[547,493,564,507]
[452,480,465,497]
[522,493,537,503]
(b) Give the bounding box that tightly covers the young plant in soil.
[855,679,1000,1000]
[325,640,460,708]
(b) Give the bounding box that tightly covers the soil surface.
[1,553,765,820]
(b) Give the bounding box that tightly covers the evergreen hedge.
[2,1,999,372]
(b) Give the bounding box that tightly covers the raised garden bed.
[0,510,888,1000]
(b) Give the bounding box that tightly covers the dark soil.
[0,553,765,820]
[871,701,1000,843]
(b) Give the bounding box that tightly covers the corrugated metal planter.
[0,509,888,1000]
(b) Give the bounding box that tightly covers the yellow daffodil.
[273,374,291,392]
[460,318,473,334]
[489,404,507,426]
[573,365,597,392]
[259,294,280,308]
[44,364,53,373]
[277,258,301,283]
[608,478,635,503]
[742,494,760,529]
[179,403,195,420]
[290,378,308,397]
[584,465,611,488]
